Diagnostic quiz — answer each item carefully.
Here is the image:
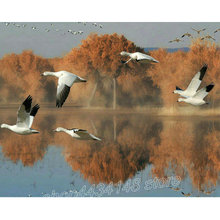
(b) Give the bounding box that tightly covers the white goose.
[41,71,87,108]
[53,127,101,141]
[177,83,214,106]
[1,95,40,135]
[120,51,159,64]
[173,64,208,98]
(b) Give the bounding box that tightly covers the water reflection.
[0,108,220,196]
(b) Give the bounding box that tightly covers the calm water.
[0,108,220,197]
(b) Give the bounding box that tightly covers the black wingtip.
[176,86,183,91]
[199,64,208,80]
[206,83,214,92]
[56,85,70,108]
[23,95,32,112]
[120,60,126,64]
[30,104,40,116]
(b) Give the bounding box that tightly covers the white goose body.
[1,95,40,135]
[174,64,208,98]
[41,71,87,108]
[54,127,101,141]
[177,83,214,106]
[120,51,159,64]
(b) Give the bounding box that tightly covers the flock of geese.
[169,27,219,43]
[0,50,214,137]
[3,22,104,36]
[0,51,159,136]
[174,64,214,105]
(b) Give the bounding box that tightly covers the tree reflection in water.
[1,109,220,193]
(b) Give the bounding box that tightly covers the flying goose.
[173,64,208,98]
[1,95,40,135]
[181,32,193,38]
[120,51,159,64]
[214,28,220,34]
[41,71,87,108]
[177,83,214,106]
[169,38,182,43]
[191,27,206,34]
[201,35,216,41]
[53,127,101,141]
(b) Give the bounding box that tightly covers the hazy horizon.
[0,22,220,58]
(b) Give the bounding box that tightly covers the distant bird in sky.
[201,35,215,41]
[45,28,50,32]
[92,22,97,27]
[5,22,10,26]
[22,24,26,28]
[177,83,214,106]
[78,30,83,35]
[173,64,208,98]
[15,24,21,28]
[191,27,206,34]
[99,24,103,28]
[214,28,220,34]
[31,26,37,30]
[41,71,87,108]
[0,95,40,135]
[68,30,78,35]
[53,127,101,141]
[181,32,193,38]
[120,51,159,64]
[169,38,182,43]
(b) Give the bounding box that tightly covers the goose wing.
[73,128,88,135]
[185,64,207,95]
[73,128,101,141]
[136,52,159,63]
[193,83,214,100]
[29,104,40,128]
[73,129,90,138]
[16,95,32,128]
[56,72,77,108]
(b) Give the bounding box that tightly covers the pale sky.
[0,22,220,58]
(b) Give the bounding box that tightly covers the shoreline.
[0,104,220,117]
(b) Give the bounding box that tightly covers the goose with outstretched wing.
[177,83,214,106]
[1,95,40,135]
[173,64,208,98]
[41,71,87,108]
[53,127,101,141]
